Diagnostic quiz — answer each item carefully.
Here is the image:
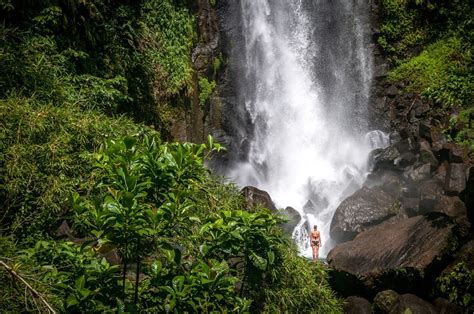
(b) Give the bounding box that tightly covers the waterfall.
[223,0,388,257]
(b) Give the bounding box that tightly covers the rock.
[343,296,371,314]
[434,161,449,182]
[419,139,431,151]
[419,123,433,142]
[433,297,463,314]
[97,244,121,265]
[413,98,430,117]
[401,197,419,216]
[395,137,417,154]
[405,163,431,182]
[365,170,403,198]
[420,148,438,169]
[461,166,474,221]
[386,85,399,97]
[435,143,467,164]
[330,186,399,242]
[327,213,456,292]
[397,294,437,314]
[373,145,401,171]
[433,196,470,236]
[57,220,73,238]
[418,179,444,214]
[373,290,400,313]
[279,206,301,235]
[444,163,467,195]
[394,152,416,168]
[241,186,278,212]
[373,291,438,314]
[56,220,85,244]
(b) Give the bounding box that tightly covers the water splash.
[224,0,388,257]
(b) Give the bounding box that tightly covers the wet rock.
[365,170,403,198]
[434,196,468,220]
[401,197,419,216]
[395,137,417,154]
[343,296,371,314]
[405,163,431,182]
[420,148,438,169]
[279,206,301,235]
[418,179,444,214]
[327,213,456,291]
[373,145,401,171]
[394,152,416,168]
[445,163,467,195]
[330,186,399,242]
[241,186,278,212]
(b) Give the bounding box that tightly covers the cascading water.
[223,0,389,257]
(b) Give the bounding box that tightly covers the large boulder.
[343,296,371,314]
[433,195,470,236]
[328,213,456,292]
[241,186,277,212]
[444,163,467,195]
[365,170,403,198]
[373,290,437,314]
[372,145,401,171]
[330,186,399,242]
[279,206,301,235]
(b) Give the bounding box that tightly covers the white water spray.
[225,0,389,257]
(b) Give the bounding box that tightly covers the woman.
[310,225,321,261]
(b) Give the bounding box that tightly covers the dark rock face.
[241,186,277,212]
[330,186,399,242]
[433,298,463,314]
[373,290,437,314]
[433,195,470,236]
[445,163,467,195]
[279,206,301,235]
[343,296,371,314]
[372,145,401,171]
[327,213,456,289]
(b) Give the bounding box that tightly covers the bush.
[388,37,473,108]
[437,262,474,310]
[0,96,150,238]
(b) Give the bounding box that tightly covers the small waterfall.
[223,0,388,257]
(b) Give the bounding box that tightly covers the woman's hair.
[313,225,317,230]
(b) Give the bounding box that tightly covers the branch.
[0,260,57,314]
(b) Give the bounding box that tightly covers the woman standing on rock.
[310,225,321,261]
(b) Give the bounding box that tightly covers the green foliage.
[261,244,343,313]
[141,259,251,313]
[388,37,473,108]
[0,96,150,239]
[379,0,474,151]
[140,0,196,95]
[437,262,474,310]
[198,77,217,106]
[22,240,122,312]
